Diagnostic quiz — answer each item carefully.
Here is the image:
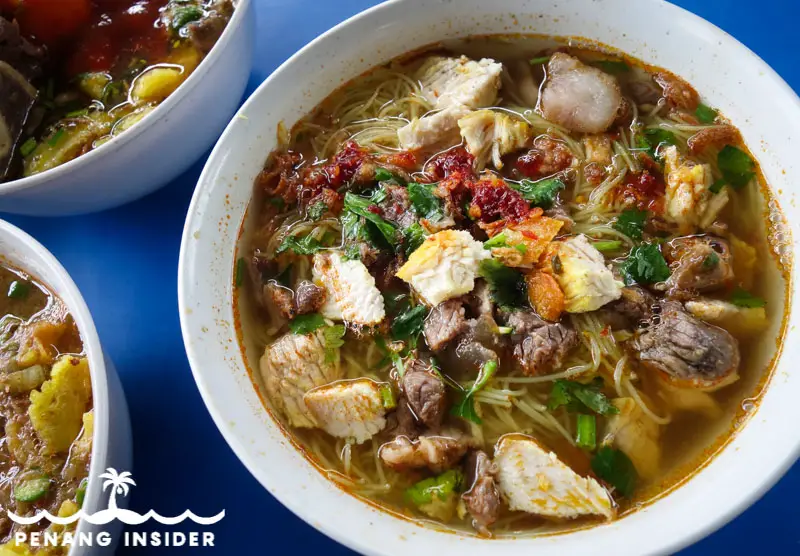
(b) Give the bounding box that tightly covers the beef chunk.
[0,18,45,81]
[378,183,417,229]
[604,286,656,330]
[631,300,740,388]
[423,299,467,351]
[402,360,447,429]
[379,429,473,473]
[186,0,234,53]
[0,61,36,179]
[663,235,734,297]
[502,310,578,376]
[295,281,325,314]
[266,282,296,320]
[383,396,420,440]
[462,450,500,536]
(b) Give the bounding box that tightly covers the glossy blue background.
[4,0,798,553]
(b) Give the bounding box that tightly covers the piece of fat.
[494,434,615,520]
[259,331,342,428]
[312,251,385,325]
[304,378,388,444]
[416,55,503,110]
[395,229,490,306]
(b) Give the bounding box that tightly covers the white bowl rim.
[0,219,111,548]
[0,0,251,195]
[178,1,800,554]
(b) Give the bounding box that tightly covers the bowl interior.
[179,1,800,554]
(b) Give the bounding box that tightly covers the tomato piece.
[15,0,91,45]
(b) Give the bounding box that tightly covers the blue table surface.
[5,0,799,553]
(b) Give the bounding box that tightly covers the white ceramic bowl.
[178,0,800,554]
[0,0,254,216]
[0,220,132,554]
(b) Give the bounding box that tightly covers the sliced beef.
[383,396,420,440]
[378,183,417,229]
[423,299,467,351]
[663,235,734,297]
[603,286,656,330]
[402,360,447,429]
[379,429,473,473]
[294,281,325,314]
[186,0,234,53]
[0,18,45,81]
[266,282,296,320]
[462,450,501,536]
[631,300,740,388]
[502,310,578,376]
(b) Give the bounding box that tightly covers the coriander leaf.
[171,5,204,31]
[478,259,527,309]
[718,145,755,189]
[695,103,718,124]
[374,167,395,182]
[547,379,619,416]
[593,60,630,74]
[637,128,677,160]
[391,305,427,345]
[451,360,498,425]
[374,335,406,376]
[591,447,637,497]
[343,192,399,246]
[323,324,346,363]
[709,178,726,194]
[383,291,410,315]
[511,177,565,209]
[613,209,647,240]
[730,287,766,308]
[403,222,427,256]
[306,201,327,221]
[620,243,671,285]
[408,182,444,221]
[289,313,326,335]
[275,234,323,256]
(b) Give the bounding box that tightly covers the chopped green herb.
[497,326,513,335]
[576,414,597,450]
[613,209,648,240]
[451,360,498,424]
[306,201,327,221]
[478,259,527,309]
[19,137,37,157]
[730,287,766,308]
[718,145,755,189]
[709,178,726,194]
[391,305,427,347]
[593,240,623,252]
[171,5,204,30]
[47,128,66,147]
[7,281,30,300]
[548,378,619,416]
[640,128,677,159]
[513,243,527,254]
[702,251,719,270]
[403,222,427,256]
[343,193,399,247]
[76,478,88,507]
[593,60,630,74]
[621,243,671,285]
[374,167,404,184]
[374,335,405,376]
[529,55,550,65]
[275,234,323,256]
[511,177,565,209]
[288,313,326,335]
[234,257,246,287]
[65,108,89,118]
[483,232,508,249]
[408,182,444,221]
[342,243,362,260]
[323,324,346,363]
[695,103,718,124]
[14,476,50,503]
[405,469,463,507]
[379,383,397,409]
[591,447,637,497]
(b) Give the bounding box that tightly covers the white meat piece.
[540,53,622,133]
[260,331,343,428]
[304,379,388,444]
[312,251,385,325]
[397,104,470,151]
[395,229,490,306]
[603,398,661,480]
[554,234,623,313]
[458,109,531,170]
[416,55,503,110]
[663,145,728,233]
[685,297,768,337]
[494,435,615,519]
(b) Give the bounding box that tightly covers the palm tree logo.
[99,468,136,511]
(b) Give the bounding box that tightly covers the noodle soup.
[235,36,788,537]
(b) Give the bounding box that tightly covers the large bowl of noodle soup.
[178,0,799,554]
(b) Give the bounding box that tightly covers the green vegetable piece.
[593,60,630,74]
[172,5,204,31]
[702,251,719,270]
[514,243,527,254]
[374,167,405,184]
[7,281,30,300]
[591,446,637,497]
[379,384,396,409]
[478,259,527,309]
[76,478,88,507]
[47,128,66,147]
[19,137,37,157]
[275,234,323,256]
[621,243,671,286]
[234,257,246,287]
[408,182,444,221]
[402,222,427,256]
[730,287,766,308]
[406,469,463,506]
[613,209,647,240]
[391,305,427,346]
[65,108,89,118]
[288,313,326,335]
[709,178,726,194]
[718,145,755,189]
[511,178,565,209]
[322,324,346,364]
[483,232,508,249]
[547,378,619,416]
[306,201,327,221]
[529,55,550,65]
[374,336,405,376]
[641,128,677,159]
[593,240,623,252]
[497,326,513,335]
[576,414,597,450]
[695,103,718,124]
[451,360,498,425]
[343,193,399,247]
[14,476,50,503]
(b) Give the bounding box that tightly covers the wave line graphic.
[8,508,226,526]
